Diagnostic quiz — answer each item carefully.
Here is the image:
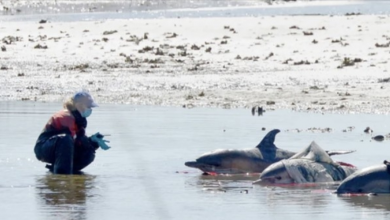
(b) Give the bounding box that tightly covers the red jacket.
[35,109,99,150]
[38,110,79,141]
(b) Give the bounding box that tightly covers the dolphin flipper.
[255,129,280,149]
[326,150,356,156]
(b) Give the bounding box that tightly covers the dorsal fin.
[290,141,335,164]
[256,129,280,149]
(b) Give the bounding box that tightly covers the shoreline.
[1,15,390,114]
[0,1,384,19]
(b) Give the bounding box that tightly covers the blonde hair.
[63,97,77,111]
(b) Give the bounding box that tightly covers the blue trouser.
[34,134,95,174]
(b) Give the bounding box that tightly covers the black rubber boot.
[45,164,53,172]
[52,135,74,174]
[73,140,96,172]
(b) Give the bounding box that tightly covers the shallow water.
[1,1,390,22]
[1,101,390,220]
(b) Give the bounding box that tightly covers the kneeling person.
[34,91,110,174]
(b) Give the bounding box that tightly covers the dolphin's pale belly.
[259,160,357,185]
[194,149,267,174]
[284,160,354,183]
[257,141,357,185]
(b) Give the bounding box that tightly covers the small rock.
[103,30,118,35]
[375,42,390,48]
[2,36,22,44]
[294,60,310,65]
[372,135,385,142]
[166,33,178,38]
[34,44,48,49]
[345,12,362,16]
[303,31,313,36]
[265,52,274,60]
[290,25,300,29]
[191,44,200,50]
[364,127,373,134]
[39,19,47,24]
[155,48,164,56]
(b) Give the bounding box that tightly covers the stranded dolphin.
[254,141,357,185]
[185,129,296,174]
[336,160,390,194]
[185,129,354,175]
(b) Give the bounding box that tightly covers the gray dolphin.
[185,129,296,174]
[254,141,357,185]
[336,160,390,194]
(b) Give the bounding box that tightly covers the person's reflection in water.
[36,174,96,220]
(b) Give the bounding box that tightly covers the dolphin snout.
[252,179,262,185]
[184,161,199,168]
[253,177,275,185]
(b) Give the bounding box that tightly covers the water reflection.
[189,174,258,193]
[338,195,390,211]
[189,173,337,213]
[35,174,96,220]
[261,187,334,209]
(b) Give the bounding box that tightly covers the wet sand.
[1,14,390,113]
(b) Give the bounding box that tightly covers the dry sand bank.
[1,15,390,113]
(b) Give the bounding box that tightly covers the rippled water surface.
[1,1,390,22]
[1,101,390,220]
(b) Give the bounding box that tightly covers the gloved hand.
[90,132,111,150]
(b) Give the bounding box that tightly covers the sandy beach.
[1,13,390,114]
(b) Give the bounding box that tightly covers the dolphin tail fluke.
[256,129,280,149]
[326,150,356,156]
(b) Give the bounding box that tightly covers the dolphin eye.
[276,176,282,180]
[357,189,363,193]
